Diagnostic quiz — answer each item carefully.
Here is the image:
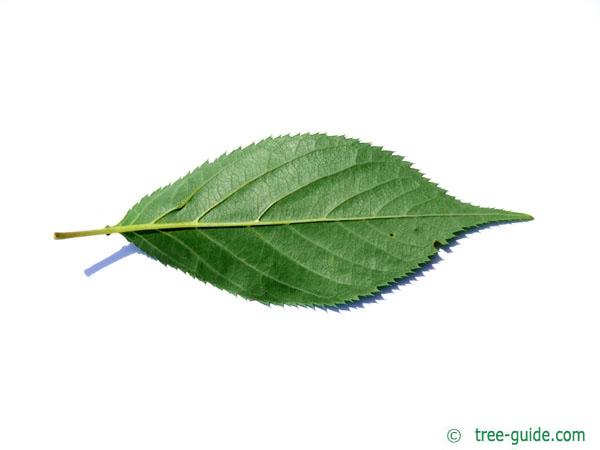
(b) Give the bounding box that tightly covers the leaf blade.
[108,134,532,306]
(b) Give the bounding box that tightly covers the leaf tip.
[513,212,534,222]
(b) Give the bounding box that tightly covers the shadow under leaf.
[84,220,525,310]
[322,221,524,312]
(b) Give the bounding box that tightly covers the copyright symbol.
[447,428,461,443]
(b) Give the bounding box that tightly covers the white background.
[1,1,599,449]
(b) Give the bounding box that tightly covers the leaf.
[55,134,532,307]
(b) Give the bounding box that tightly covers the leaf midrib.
[54,211,532,239]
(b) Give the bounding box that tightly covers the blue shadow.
[84,244,145,276]
[320,221,524,312]
[84,221,526,311]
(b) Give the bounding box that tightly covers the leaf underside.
[118,134,531,307]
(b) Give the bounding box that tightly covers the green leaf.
[55,134,532,306]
